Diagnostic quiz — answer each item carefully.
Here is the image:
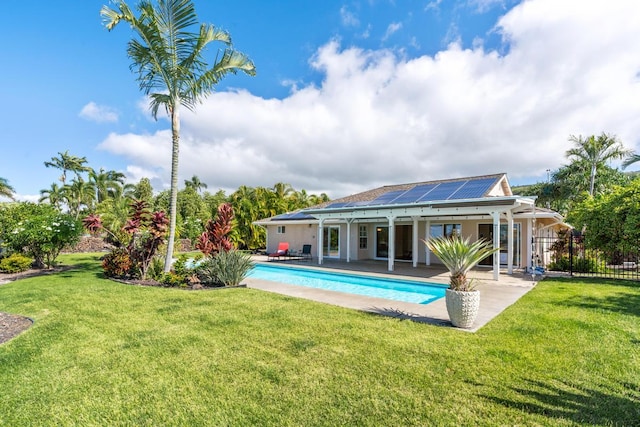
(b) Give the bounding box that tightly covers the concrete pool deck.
[245,256,560,332]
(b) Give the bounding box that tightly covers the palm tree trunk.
[589,163,597,196]
[164,105,181,272]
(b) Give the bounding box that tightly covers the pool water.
[248,264,446,305]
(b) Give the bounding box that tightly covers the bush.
[548,255,605,273]
[0,253,33,273]
[196,250,253,287]
[102,248,133,278]
[159,272,188,287]
[0,203,82,268]
[147,257,165,282]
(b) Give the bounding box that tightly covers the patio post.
[318,218,324,265]
[412,216,419,267]
[387,215,395,271]
[507,210,514,274]
[492,211,501,281]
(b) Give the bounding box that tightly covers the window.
[359,225,368,249]
[277,226,286,234]
[429,223,461,238]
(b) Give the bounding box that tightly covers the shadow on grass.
[365,307,450,326]
[482,378,640,426]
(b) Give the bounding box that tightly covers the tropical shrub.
[197,203,235,256]
[84,200,169,279]
[101,248,133,278]
[0,253,33,273]
[196,250,253,287]
[0,202,82,268]
[423,234,498,291]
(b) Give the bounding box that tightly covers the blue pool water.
[248,264,446,305]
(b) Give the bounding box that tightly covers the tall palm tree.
[102,0,256,272]
[44,150,91,184]
[565,133,631,196]
[0,177,15,200]
[184,175,208,193]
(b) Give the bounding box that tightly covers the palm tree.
[0,177,15,200]
[44,150,91,184]
[89,168,127,203]
[184,175,208,193]
[64,178,97,219]
[102,0,256,272]
[622,153,640,170]
[565,133,631,196]
[39,183,65,210]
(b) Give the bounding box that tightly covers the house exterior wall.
[263,217,556,269]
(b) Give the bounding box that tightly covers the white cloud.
[79,102,119,123]
[98,0,640,198]
[340,6,359,27]
[382,22,403,41]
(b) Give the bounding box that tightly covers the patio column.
[412,216,419,267]
[506,210,514,274]
[387,215,395,271]
[492,211,501,281]
[346,219,353,263]
[425,219,431,266]
[317,218,324,265]
[526,218,533,270]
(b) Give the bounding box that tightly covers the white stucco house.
[254,173,568,281]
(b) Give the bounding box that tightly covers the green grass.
[1,253,638,426]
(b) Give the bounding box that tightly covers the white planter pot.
[445,289,480,329]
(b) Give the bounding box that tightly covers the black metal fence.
[534,231,640,281]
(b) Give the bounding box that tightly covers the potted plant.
[424,234,498,328]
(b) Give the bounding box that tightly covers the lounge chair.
[268,242,289,261]
[299,244,312,261]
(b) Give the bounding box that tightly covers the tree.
[0,202,82,268]
[102,0,256,272]
[89,168,126,203]
[134,177,154,204]
[622,153,640,170]
[568,178,640,264]
[565,133,631,196]
[64,178,96,219]
[39,183,65,210]
[0,177,15,200]
[44,150,91,185]
[184,175,208,193]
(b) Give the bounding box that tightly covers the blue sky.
[2,0,639,201]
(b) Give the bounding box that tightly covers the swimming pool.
[248,264,447,305]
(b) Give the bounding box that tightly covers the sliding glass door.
[323,226,340,258]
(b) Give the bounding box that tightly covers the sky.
[2,0,640,202]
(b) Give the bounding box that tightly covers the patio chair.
[300,244,312,261]
[268,242,289,261]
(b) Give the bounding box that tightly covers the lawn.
[0,253,638,426]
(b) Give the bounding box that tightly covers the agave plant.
[424,234,498,291]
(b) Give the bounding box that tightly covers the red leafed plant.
[83,199,169,280]
[197,203,235,256]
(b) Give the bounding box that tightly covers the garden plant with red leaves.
[197,203,235,256]
[83,200,169,280]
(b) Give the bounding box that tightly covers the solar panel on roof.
[417,181,466,202]
[449,177,497,199]
[368,190,406,205]
[390,183,439,204]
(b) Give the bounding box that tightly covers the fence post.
[569,229,574,276]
